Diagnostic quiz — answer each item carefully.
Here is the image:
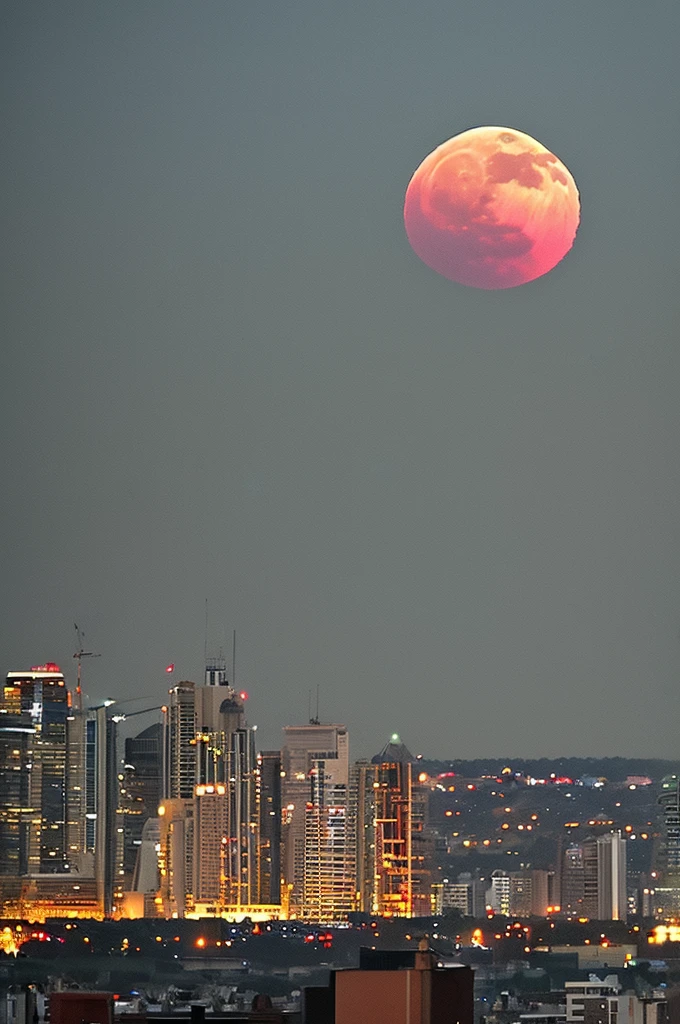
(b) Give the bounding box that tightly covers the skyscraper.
[222,725,261,908]
[281,722,349,916]
[301,754,355,921]
[93,705,122,919]
[355,736,433,918]
[653,776,680,917]
[258,750,282,906]
[0,712,35,911]
[121,722,162,887]
[596,831,627,921]
[561,832,627,921]
[659,776,680,873]
[2,665,70,874]
[160,669,267,917]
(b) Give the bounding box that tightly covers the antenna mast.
[204,599,209,664]
[73,623,101,712]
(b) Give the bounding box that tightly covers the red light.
[165,664,175,673]
[239,691,249,701]
[30,663,61,673]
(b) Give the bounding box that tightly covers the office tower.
[529,869,555,916]
[157,796,193,918]
[2,665,70,874]
[164,681,198,800]
[162,723,266,918]
[193,782,228,908]
[486,870,511,915]
[223,725,261,908]
[561,842,585,914]
[355,736,431,919]
[562,833,627,921]
[596,831,627,920]
[651,777,680,917]
[160,669,262,917]
[66,705,87,869]
[508,871,532,917]
[582,838,600,917]
[92,705,123,919]
[432,873,487,917]
[659,776,680,873]
[0,712,35,912]
[163,675,246,799]
[301,755,355,922]
[281,722,349,915]
[121,722,162,886]
[433,880,472,916]
[503,868,553,917]
[129,817,161,917]
[258,750,282,906]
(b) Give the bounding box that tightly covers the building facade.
[281,722,349,916]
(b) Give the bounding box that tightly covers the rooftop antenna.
[309,684,320,726]
[232,629,236,690]
[73,623,101,713]
[204,599,209,665]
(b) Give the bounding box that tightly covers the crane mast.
[73,622,101,712]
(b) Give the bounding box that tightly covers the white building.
[486,870,511,916]
[597,831,627,921]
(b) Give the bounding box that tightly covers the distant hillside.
[422,757,680,782]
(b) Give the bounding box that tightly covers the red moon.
[404,126,580,289]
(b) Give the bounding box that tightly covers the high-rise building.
[561,842,586,915]
[121,722,162,887]
[163,675,247,800]
[355,736,432,918]
[2,665,70,874]
[0,712,35,911]
[163,681,199,801]
[659,776,680,873]
[222,725,261,908]
[561,833,627,921]
[159,670,271,917]
[281,722,349,915]
[66,706,87,869]
[302,756,355,922]
[596,831,627,921]
[193,782,228,909]
[486,870,511,916]
[258,750,282,906]
[158,796,193,918]
[0,666,109,920]
[432,873,488,917]
[504,868,554,917]
[92,705,123,919]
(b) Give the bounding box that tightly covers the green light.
[391,733,400,743]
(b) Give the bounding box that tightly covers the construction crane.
[73,623,101,712]
[109,703,166,724]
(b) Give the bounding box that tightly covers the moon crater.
[404,126,580,289]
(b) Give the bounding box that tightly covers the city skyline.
[2,2,680,760]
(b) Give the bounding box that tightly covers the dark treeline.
[423,757,680,782]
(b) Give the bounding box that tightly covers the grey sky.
[2,1,679,759]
